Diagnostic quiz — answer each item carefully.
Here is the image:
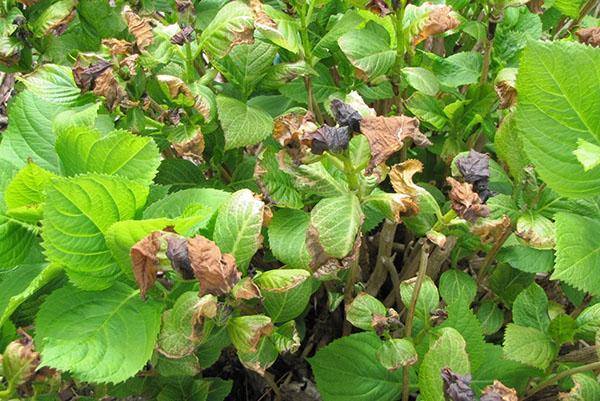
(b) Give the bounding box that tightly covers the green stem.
[0,378,16,400]
[184,41,195,82]
[523,361,600,400]
[299,1,323,123]
[394,0,408,74]
[431,209,457,232]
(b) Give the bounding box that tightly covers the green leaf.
[213,189,264,273]
[35,283,162,384]
[432,52,482,88]
[56,128,161,185]
[143,188,230,221]
[376,339,417,371]
[0,91,67,173]
[512,283,550,332]
[405,92,448,130]
[216,96,274,150]
[105,218,173,278]
[400,276,439,323]
[402,67,440,96]
[349,135,371,171]
[158,292,204,358]
[440,303,486,371]
[254,269,312,323]
[575,303,600,342]
[553,0,584,18]
[5,162,55,222]
[548,314,576,345]
[0,216,39,269]
[497,237,555,274]
[42,174,148,289]
[254,5,300,53]
[19,64,83,106]
[439,270,476,307]
[313,10,364,59]
[255,147,303,209]
[495,113,528,180]
[574,138,600,172]
[563,373,600,400]
[310,194,362,259]
[52,102,101,136]
[199,1,254,58]
[419,328,470,401]
[516,41,600,197]
[338,22,395,80]
[346,292,387,331]
[268,209,311,269]
[503,324,557,369]
[309,332,403,401]
[77,0,126,39]
[0,264,63,328]
[489,263,535,306]
[552,212,600,296]
[476,301,504,336]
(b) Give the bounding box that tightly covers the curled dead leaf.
[456,150,494,202]
[125,11,153,51]
[158,75,195,101]
[331,99,362,132]
[495,81,516,109]
[302,125,350,155]
[165,235,195,280]
[172,131,205,163]
[187,235,242,296]
[120,54,139,76]
[446,177,490,223]
[72,59,112,92]
[131,231,164,299]
[231,277,262,301]
[390,159,423,197]
[171,26,195,45]
[102,38,133,56]
[471,215,511,244]
[93,68,127,111]
[413,6,460,45]
[576,27,600,48]
[360,115,431,173]
[480,380,518,401]
[308,227,362,279]
[191,294,218,341]
[273,111,317,149]
[366,0,392,16]
[441,367,475,401]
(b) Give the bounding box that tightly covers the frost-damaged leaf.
[559,373,600,401]
[480,380,518,401]
[367,0,392,16]
[188,235,241,296]
[254,269,312,322]
[413,6,460,45]
[191,294,218,342]
[346,292,386,332]
[199,1,254,58]
[377,339,417,371]
[93,69,126,110]
[131,231,163,299]
[576,27,600,48]
[29,0,77,37]
[158,292,206,358]
[360,115,430,172]
[441,367,475,401]
[309,233,362,279]
[172,131,205,163]
[390,159,422,197]
[456,150,494,202]
[446,177,490,222]
[2,330,40,386]
[303,125,350,155]
[331,99,362,133]
[72,59,112,92]
[171,26,195,46]
[471,215,511,244]
[231,277,261,301]
[515,213,555,250]
[227,315,273,354]
[495,68,517,110]
[124,11,153,51]
[102,39,133,56]
[273,111,317,147]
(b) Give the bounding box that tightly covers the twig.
[365,220,397,295]
[402,243,431,401]
[263,372,282,401]
[523,361,600,400]
[475,224,512,286]
[342,257,361,336]
[384,256,403,310]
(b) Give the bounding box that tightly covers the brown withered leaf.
[576,27,600,48]
[366,0,392,16]
[171,26,195,45]
[273,111,317,147]
[165,235,194,279]
[2,330,40,386]
[528,0,544,14]
[480,380,518,401]
[413,6,460,45]
[175,0,193,12]
[495,80,516,109]
[102,38,133,56]
[360,115,431,173]
[471,215,511,244]
[446,177,490,222]
[303,125,350,155]
[191,294,218,341]
[251,0,277,29]
[93,68,127,111]
[187,235,241,296]
[390,159,423,197]
[159,76,195,101]
[48,9,76,36]
[72,59,112,92]
[308,228,362,279]
[131,231,164,299]
[125,11,153,51]
[231,277,262,301]
[227,25,255,55]
[172,131,205,163]
[441,367,475,401]
[193,95,212,122]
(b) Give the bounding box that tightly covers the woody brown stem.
[342,256,361,336]
[365,220,398,295]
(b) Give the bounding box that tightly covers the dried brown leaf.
[231,277,262,301]
[93,68,127,111]
[308,229,362,279]
[390,159,423,197]
[172,131,205,163]
[175,0,193,13]
[480,380,518,401]
[273,111,317,147]
[171,26,195,45]
[413,6,460,45]
[303,125,350,155]
[471,215,511,244]
[125,11,153,51]
[48,8,76,36]
[165,235,195,279]
[187,235,241,296]
[495,81,517,109]
[251,0,277,29]
[102,38,133,56]
[331,99,362,132]
[446,177,489,222]
[528,0,544,14]
[366,0,392,16]
[131,231,164,298]
[360,115,430,172]
[72,59,112,92]
[120,54,139,76]
[576,27,600,48]
[191,294,218,341]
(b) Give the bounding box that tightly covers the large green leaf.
[4,162,55,222]
[254,269,312,323]
[268,209,311,270]
[432,52,482,88]
[512,283,550,332]
[503,324,557,369]
[19,64,83,106]
[439,270,476,307]
[338,22,395,80]
[255,147,303,209]
[35,283,162,384]
[56,128,160,185]
[213,189,264,273]
[418,328,470,401]
[515,41,600,197]
[552,212,600,296]
[0,216,38,269]
[198,1,254,58]
[440,303,486,371]
[310,194,362,259]
[0,91,67,173]
[216,96,274,150]
[309,332,403,401]
[42,174,148,289]
[0,263,63,328]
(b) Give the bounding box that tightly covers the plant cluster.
[0,0,599,400]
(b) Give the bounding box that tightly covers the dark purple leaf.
[309,125,350,155]
[331,99,361,132]
[441,367,475,401]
